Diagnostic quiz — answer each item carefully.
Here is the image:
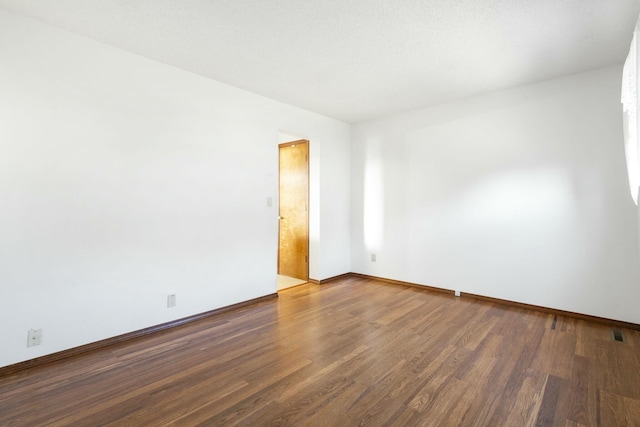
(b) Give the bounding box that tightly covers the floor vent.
[612,329,625,342]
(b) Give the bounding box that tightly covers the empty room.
[1,1,640,426]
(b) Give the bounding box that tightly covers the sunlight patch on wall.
[363,138,384,251]
[622,27,639,205]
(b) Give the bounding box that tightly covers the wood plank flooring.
[1,276,640,426]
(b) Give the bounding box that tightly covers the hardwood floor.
[1,276,640,426]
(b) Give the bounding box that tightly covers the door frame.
[277,139,310,281]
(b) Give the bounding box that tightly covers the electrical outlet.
[167,294,177,308]
[371,253,376,262]
[27,329,42,347]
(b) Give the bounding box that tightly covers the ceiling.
[0,1,639,123]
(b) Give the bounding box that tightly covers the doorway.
[277,139,309,290]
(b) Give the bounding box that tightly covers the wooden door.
[278,140,309,280]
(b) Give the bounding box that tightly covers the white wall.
[636,17,640,272]
[0,9,350,368]
[352,66,640,324]
[319,126,352,279]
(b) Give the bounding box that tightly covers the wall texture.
[0,10,351,367]
[352,66,640,324]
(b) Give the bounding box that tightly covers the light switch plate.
[167,294,176,308]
